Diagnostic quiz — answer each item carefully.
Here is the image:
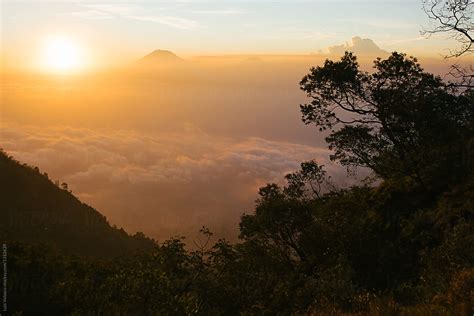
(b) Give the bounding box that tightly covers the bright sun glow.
[41,36,85,72]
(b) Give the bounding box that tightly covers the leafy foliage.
[300,52,473,185]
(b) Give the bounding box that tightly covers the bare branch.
[422,0,473,58]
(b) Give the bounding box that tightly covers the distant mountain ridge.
[0,150,155,257]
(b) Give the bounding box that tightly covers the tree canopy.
[300,52,473,185]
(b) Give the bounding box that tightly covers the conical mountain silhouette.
[139,50,185,65]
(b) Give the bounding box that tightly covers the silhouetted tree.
[284,160,332,199]
[299,52,473,185]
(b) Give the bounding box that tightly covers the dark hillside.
[0,150,155,257]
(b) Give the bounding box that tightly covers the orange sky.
[2,0,473,72]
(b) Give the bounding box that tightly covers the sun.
[41,36,85,72]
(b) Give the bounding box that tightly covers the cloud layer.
[1,122,352,242]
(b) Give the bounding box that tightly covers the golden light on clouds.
[40,35,86,73]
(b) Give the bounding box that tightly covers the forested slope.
[0,150,155,257]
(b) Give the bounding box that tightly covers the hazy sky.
[1,0,462,70]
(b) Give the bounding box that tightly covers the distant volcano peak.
[139,50,184,64]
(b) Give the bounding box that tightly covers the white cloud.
[191,9,245,14]
[322,36,389,57]
[127,15,198,30]
[67,10,113,20]
[69,3,199,30]
[336,18,419,30]
[378,35,441,46]
[83,4,142,16]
